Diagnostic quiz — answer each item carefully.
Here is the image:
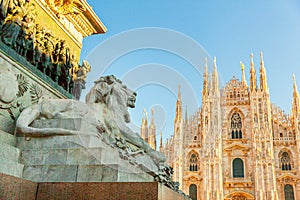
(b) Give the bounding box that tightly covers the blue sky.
[81,0,300,145]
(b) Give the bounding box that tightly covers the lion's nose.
[133,92,137,96]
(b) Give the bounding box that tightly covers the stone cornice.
[79,0,107,35]
[37,0,106,47]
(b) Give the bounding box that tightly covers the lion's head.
[85,75,137,123]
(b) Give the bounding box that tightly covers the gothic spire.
[293,74,299,96]
[140,109,149,142]
[148,108,156,150]
[202,58,209,98]
[150,108,155,127]
[178,83,181,101]
[142,109,148,127]
[175,84,182,123]
[212,56,219,93]
[240,61,247,87]
[259,52,269,92]
[159,131,163,152]
[292,74,300,115]
[250,53,257,92]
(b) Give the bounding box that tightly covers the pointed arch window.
[284,184,295,200]
[231,112,243,139]
[280,152,292,170]
[189,154,198,171]
[233,158,244,178]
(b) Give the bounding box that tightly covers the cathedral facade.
[163,53,300,200]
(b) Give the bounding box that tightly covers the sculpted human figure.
[62,46,71,91]
[55,40,69,88]
[72,60,90,100]
[42,32,54,75]
[33,25,45,67]
[0,0,10,24]
[16,13,34,57]
[68,55,78,93]
[0,7,22,48]
[1,0,36,49]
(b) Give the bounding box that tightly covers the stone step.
[22,164,118,182]
[22,164,153,183]
[0,130,15,146]
[0,157,24,178]
[23,164,78,182]
[20,146,129,166]
[17,135,101,150]
[0,142,20,163]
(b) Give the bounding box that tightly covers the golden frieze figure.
[45,0,86,17]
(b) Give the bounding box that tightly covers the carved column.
[260,163,265,200]
[265,163,270,199]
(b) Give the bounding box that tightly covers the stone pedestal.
[0,173,189,200]
[37,182,190,200]
[17,118,161,183]
[0,130,24,178]
[18,135,155,182]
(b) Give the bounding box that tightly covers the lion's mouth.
[127,93,136,108]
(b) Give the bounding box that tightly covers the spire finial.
[214,56,217,69]
[175,83,182,123]
[202,57,209,98]
[249,53,257,92]
[260,52,264,67]
[292,74,300,114]
[240,61,245,71]
[293,74,298,94]
[150,108,154,125]
[250,53,254,64]
[293,74,296,83]
[211,56,219,92]
[143,109,148,121]
[259,51,268,92]
[250,53,255,69]
[240,61,247,87]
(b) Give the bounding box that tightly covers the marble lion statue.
[16,75,166,164]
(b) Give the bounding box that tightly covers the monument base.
[17,118,161,183]
[17,133,156,183]
[0,173,189,200]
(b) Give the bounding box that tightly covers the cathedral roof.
[221,76,250,106]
